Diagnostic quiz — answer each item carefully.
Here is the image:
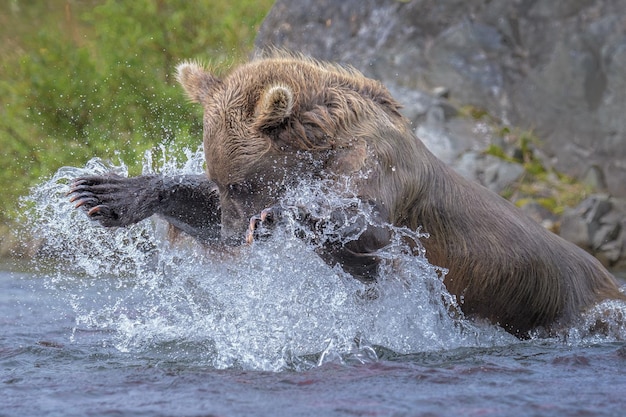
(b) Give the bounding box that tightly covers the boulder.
[560,195,626,268]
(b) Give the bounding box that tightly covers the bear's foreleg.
[68,174,221,242]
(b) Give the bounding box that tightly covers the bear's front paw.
[67,176,124,227]
[67,174,158,227]
[245,206,284,244]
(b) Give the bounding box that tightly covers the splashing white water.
[23,147,625,371]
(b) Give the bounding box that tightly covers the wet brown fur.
[177,52,626,337]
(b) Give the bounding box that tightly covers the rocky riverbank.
[255,0,626,197]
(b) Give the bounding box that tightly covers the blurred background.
[0,0,274,245]
[3,0,626,270]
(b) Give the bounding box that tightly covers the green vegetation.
[0,0,274,230]
[465,110,592,217]
[487,130,590,215]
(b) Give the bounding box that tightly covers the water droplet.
[23,148,516,371]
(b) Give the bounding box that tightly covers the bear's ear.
[254,84,294,131]
[176,61,221,104]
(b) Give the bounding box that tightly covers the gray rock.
[597,239,623,266]
[582,165,608,191]
[559,195,626,267]
[255,0,626,197]
[519,201,559,232]
[560,208,592,250]
[482,157,525,194]
[454,151,483,182]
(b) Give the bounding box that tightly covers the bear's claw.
[245,207,282,244]
[87,205,115,219]
[72,197,99,209]
[67,175,127,225]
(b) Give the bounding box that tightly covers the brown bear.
[68,52,626,338]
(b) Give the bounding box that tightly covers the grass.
[0,0,274,254]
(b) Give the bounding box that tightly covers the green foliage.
[484,144,510,162]
[0,0,274,224]
[459,105,489,121]
[419,104,589,216]
[482,127,590,216]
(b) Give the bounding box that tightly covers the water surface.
[2,155,625,417]
[3,269,625,417]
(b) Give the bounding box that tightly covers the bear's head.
[176,53,409,243]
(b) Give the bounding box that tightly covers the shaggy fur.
[176,52,625,336]
[71,52,625,337]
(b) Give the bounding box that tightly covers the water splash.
[23,147,625,371]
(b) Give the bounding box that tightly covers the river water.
[2,155,626,416]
